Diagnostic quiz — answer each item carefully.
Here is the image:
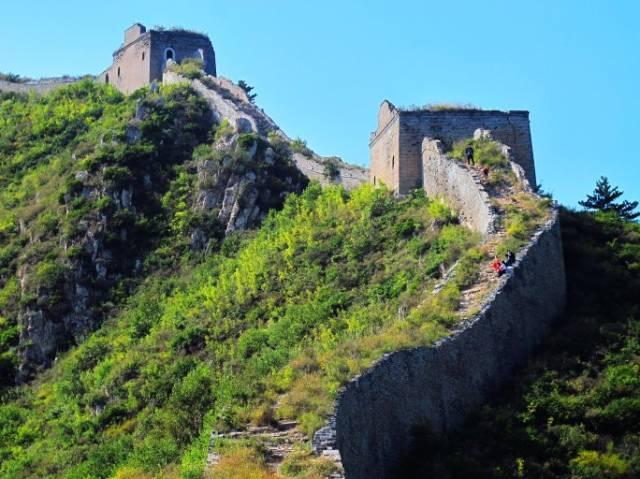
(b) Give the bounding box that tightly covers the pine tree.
[237,80,257,103]
[579,176,639,220]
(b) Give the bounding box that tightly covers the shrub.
[214,119,234,142]
[427,198,457,225]
[34,261,66,291]
[570,450,630,478]
[167,58,204,80]
[290,138,312,156]
[450,137,509,169]
[205,447,276,479]
[280,444,339,478]
[322,158,340,179]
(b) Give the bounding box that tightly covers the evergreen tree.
[237,80,257,103]
[579,176,639,220]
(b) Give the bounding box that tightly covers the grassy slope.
[0,80,214,382]
[0,83,553,479]
[401,209,640,479]
[0,183,483,478]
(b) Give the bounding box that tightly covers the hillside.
[400,209,640,478]
[0,74,556,479]
[0,80,307,385]
[3,67,633,479]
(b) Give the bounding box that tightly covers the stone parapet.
[0,78,81,95]
[421,138,497,236]
[314,208,565,478]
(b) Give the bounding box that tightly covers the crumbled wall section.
[314,209,565,479]
[421,138,497,236]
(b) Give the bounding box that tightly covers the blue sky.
[1,0,638,207]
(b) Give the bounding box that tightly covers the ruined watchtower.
[100,23,216,94]
[369,101,536,195]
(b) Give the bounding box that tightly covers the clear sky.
[1,0,638,207]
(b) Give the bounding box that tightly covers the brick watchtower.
[100,23,216,94]
[369,100,536,195]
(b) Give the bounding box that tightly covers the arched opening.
[165,48,175,61]
[117,67,121,78]
[105,73,109,84]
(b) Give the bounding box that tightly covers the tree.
[237,80,257,103]
[579,176,639,221]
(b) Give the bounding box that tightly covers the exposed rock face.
[163,71,368,191]
[191,136,308,250]
[17,171,140,380]
[12,71,355,384]
[15,90,212,381]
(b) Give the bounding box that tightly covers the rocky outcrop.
[313,209,565,478]
[164,71,368,191]
[15,89,213,381]
[191,134,308,250]
[164,72,281,136]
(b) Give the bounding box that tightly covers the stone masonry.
[421,137,497,236]
[315,208,566,478]
[99,23,216,94]
[370,100,536,195]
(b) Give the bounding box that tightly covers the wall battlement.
[370,101,536,194]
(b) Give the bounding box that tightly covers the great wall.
[0,23,567,479]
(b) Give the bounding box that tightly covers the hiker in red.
[491,256,506,276]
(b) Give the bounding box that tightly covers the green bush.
[168,58,205,80]
[570,450,630,478]
[323,158,340,179]
[290,138,312,156]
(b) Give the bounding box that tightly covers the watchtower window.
[117,67,121,78]
[165,48,175,61]
[105,73,109,84]
[392,156,395,169]
[142,52,145,61]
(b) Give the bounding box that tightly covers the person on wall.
[464,145,475,166]
[491,256,506,276]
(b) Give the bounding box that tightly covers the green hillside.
[2,80,634,479]
[0,183,482,478]
[402,209,640,478]
[0,81,493,478]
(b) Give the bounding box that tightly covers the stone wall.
[315,209,566,479]
[100,25,217,94]
[421,138,497,236]
[293,153,368,191]
[148,30,216,85]
[163,72,278,135]
[0,78,80,94]
[369,102,536,195]
[106,34,152,94]
[398,108,535,192]
[369,102,400,190]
